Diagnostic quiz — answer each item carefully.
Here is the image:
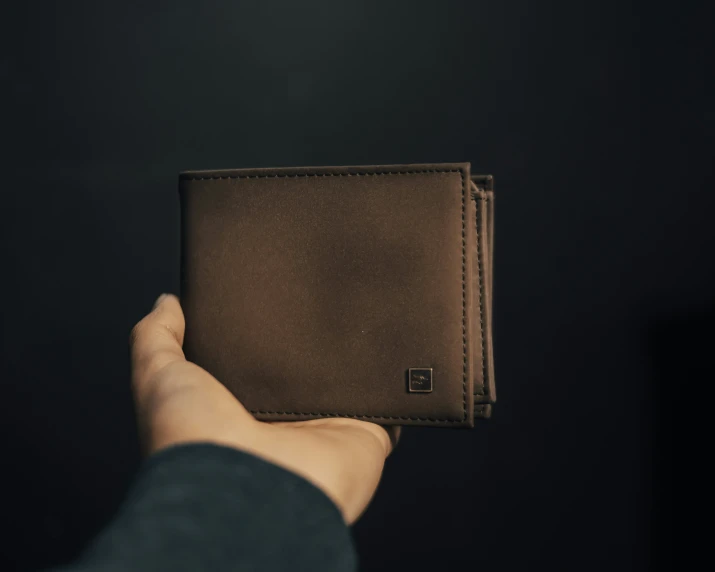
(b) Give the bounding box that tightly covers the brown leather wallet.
[179,163,495,427]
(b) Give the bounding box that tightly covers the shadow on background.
[644,304,714,572]
[0,171,177,570]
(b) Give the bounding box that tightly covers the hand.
[129,293,398,524]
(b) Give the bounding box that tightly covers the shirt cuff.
[73,443,356,572]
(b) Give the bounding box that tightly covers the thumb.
[130,293,186,396]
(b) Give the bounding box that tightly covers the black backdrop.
[1,1,709,570]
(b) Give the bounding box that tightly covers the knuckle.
[129,319,147,347]
[162,323,179,342]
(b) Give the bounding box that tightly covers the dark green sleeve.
[50,443,356,572]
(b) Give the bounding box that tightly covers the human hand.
[129,293,398,524]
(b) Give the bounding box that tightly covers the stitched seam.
[471,195,487,397]
[474,194,488,398]
[460,170,468,418]
[250,411,461,422]
[185,168,470,423]
[183,169,460,180]
[474,404,489,417]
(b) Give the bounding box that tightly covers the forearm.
[51,443,356,572]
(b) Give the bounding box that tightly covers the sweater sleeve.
[49,443,357,572]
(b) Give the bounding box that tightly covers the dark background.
[0,0,709,570]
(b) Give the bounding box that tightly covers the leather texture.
[179,163,495,428]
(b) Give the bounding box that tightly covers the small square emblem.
[408,368,433,393]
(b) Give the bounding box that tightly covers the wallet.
[179,163,495,428]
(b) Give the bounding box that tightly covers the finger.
[271,417,396,457]
[130,293,186,384]
[355,422,398,458]
[382,425,401,453]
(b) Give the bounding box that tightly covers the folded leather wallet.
[179,163,495,428]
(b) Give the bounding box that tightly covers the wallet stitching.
[473,195,488,397]
[185,169,476,423]
[460,169,468,419]
[183,169,461,180]
[249,411,457,422]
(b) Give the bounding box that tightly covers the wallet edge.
[179,163,483,428]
